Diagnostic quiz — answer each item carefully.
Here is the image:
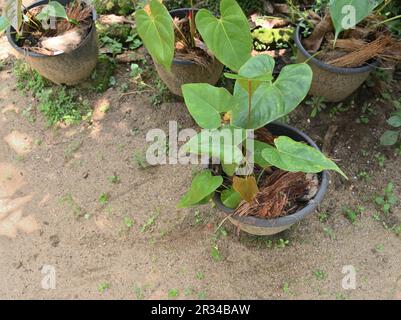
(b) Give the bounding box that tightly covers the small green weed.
[344,206,365,223]
[123,216,135,229]
[376,153,386,168]
[133,150,152,169]
[149,77,170,107]
[108,174,121,184]
[374,182,398,215]
[140,211,159,233]
[356,102,376,124]
[313,269,327,281]
[323,226,336,240]
[306,96,327,118]
[275,238,290,249]
[98,282,110,294]
[99,193,110,205]
[168,288,179,299]
[134,286,144,300]
[196,271,205,280]
[60,193,86,219]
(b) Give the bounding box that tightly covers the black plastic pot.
[153,8,224,96]
[213,122,329,236]
[295,23,376,102]
[7,0,98,85]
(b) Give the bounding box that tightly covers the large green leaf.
[135,0,174,71]
[182,126,247,165]
[196,0,252,71]
[261,136,347,178]
[329,0,382,41]
[237,54,275,80]
[232,63,313,129]
[253,140,272,168]
[36,1,68,21]
[225,54,274,93]
[4,0,22,32]
[182,84,234,129]
[0,16,10,34]
[177,170,223,208]
[221,188,242,209]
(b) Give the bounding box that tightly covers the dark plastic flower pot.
[154,8,224,97]
[7,0,98,85]
[295,23,376,102]
[213,122,329,236]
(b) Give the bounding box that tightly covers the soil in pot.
[212,124,328,236]
[154,9,224,97]
[7,0,98,85]
[296,11,401,102]
[15,1,93,56]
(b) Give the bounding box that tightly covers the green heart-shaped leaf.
[329,0,382,41]
[182,84,234,129]
[237,54,275,79]
[178,170,223,208]
[221,188,242,209]
[224,54,275,94]
[222,163,238,176]
[135,0,174,71]
[261,136,347,178]
[232,63,313,129]
[36,1,68,21]
[182,126,247,165]
[196,0,252,71]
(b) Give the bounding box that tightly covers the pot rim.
[213,122,330,228]
[6,0,97,58]
[295,22,377,74]
[169,8,213,66]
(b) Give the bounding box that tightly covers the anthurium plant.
[135,0,252,71]
[0,0,73,35]
[177,52,347,212]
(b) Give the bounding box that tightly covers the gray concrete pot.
[295,23,376,102]
[154,8,224,97]
[7,0,98,85]
[213,122,329,236]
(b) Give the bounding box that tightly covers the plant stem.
[189,0,196,48]
[256,168,265,185]
[376,0,393,14]
[375,14,401,26]
[247,80,252,129]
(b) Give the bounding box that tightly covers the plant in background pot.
[135,0,252,96]
[2,0,98,85]
[177,53,347,236]
[295,0,401,102]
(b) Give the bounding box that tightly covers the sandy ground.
[0,32,401,300]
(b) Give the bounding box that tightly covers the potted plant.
[176,51,347,236]
[295,0,401,102]
[1,0,98,85]
[135,0,253,96]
